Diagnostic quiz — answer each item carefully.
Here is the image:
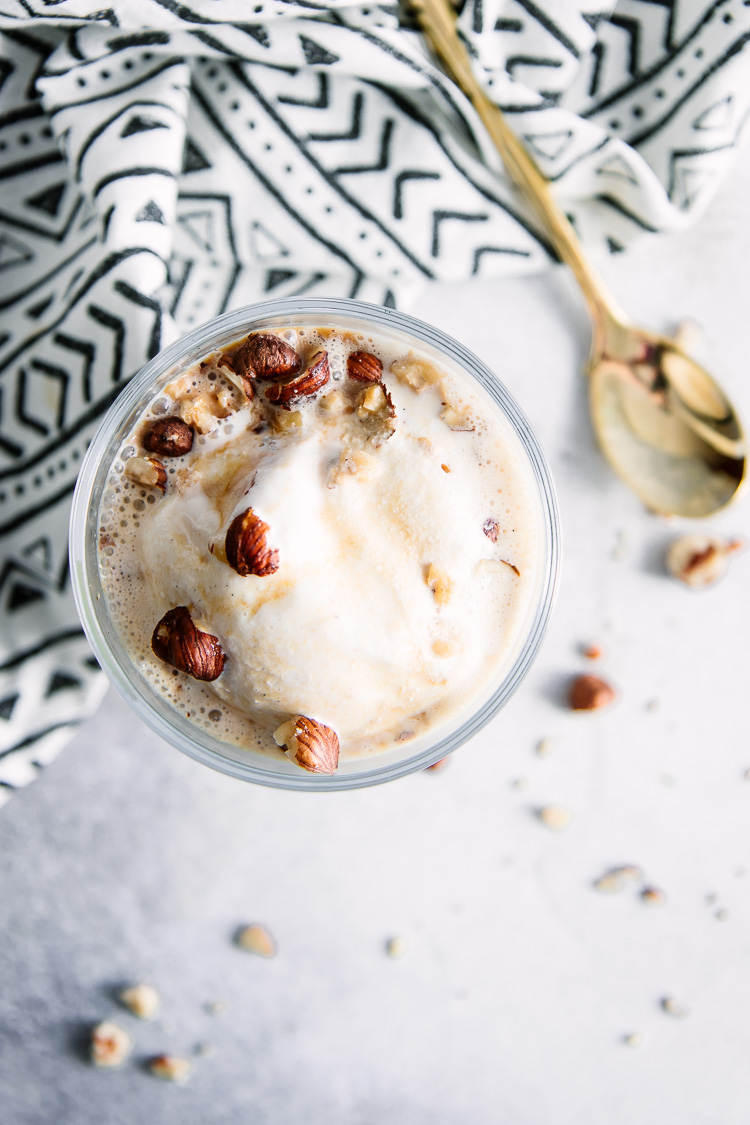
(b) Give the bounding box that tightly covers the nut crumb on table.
[91,1020,132,1068]
[536,805,574,831]
[236,923,277,957]
[119,983,160,1020]
[149,1055,192,1082]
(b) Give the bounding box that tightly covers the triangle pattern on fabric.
[265,268,297,291]
[22,537,53,572]
[596,153,639,184]
[693,96,733,132]
[25,182,66,217]
[45,671,83,696]
[250,221,290,261]
[522,130,573,162]
[121,113,169,138]
[182,137,212,174]
[136,200,166,224]
[0,694,19,721]
[178,210,215,251]
[0,232,34,271]
[299,35,340,66]
[674,165,716,209]
[7,582,46,611]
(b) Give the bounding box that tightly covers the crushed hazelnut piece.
[327,448,377,487]
[425,757,450,772]
[319,390,347,414]
[666,533,744,588]
[661,997,690,1019]
[91,1020,132,1068]
[641,886,667,907]
[385,936,409,959]
[149,1055,192,1082]
[357,382,387,416]
[391,353,441,392]
[236,923,277,958]
[536,804,574,831]
[569,674,616,711]
[273,714,340,774]
[593,866,642,894]
[119,983,160,1020]
[440,404,474,431]
[124,455,167,493]
[535,737,555,757]
[483,518,499,542]
[270,408,303,434]
[581,643,604,660]
[623,1032,643,1048]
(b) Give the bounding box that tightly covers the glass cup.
[70,297,560,791]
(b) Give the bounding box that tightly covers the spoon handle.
[410,0,626,353]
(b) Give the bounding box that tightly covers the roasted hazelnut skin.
[347,351,383,382]
[234,333,302,381]
[265,350,330,407]
[143,417,194,457]
[151,606,225,681]
[225,508,279,577]
[569,674,616,711]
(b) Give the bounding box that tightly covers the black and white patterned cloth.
[0,0,748,804]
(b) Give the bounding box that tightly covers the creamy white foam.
[98,325,541,764]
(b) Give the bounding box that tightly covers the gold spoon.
[409,0,746,517]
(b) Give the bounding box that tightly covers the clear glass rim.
[70,297,560,791]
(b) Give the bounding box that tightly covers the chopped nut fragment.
[237,923,277,957]
[391,353,441,392]
[357,382,387,416]
[482,518,499,543]
[593,865,643,893]
[120,983,160,1020]
[143,417,193,458]
[623,1032,643,1048]
[149,1055,192,1082]
[273,715,340,774]
[319,390,347,414]
[124,456,167,493]
[535,737,555,757]
[327,448,378,487]
[354,381,396,443]
[536,804,574,831]
[91,1020,132,1068]
[440,404,474,431]
[152,606,225,681]
[385,936,409,959]
[666,533,744,588]
[569,674,616,711]
[426,563,452,606]
[581,643,604,661]
[425,757,450,772]
[225,507,279,577]
[179,393,221,435]
[661,996,690,1019]
[265,349,329,406]
[270,408,303,434]
[641,886,667,907]
[347,350,383,382]
[234,332,301,382]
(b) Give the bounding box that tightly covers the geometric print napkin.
[0,0,748,804]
